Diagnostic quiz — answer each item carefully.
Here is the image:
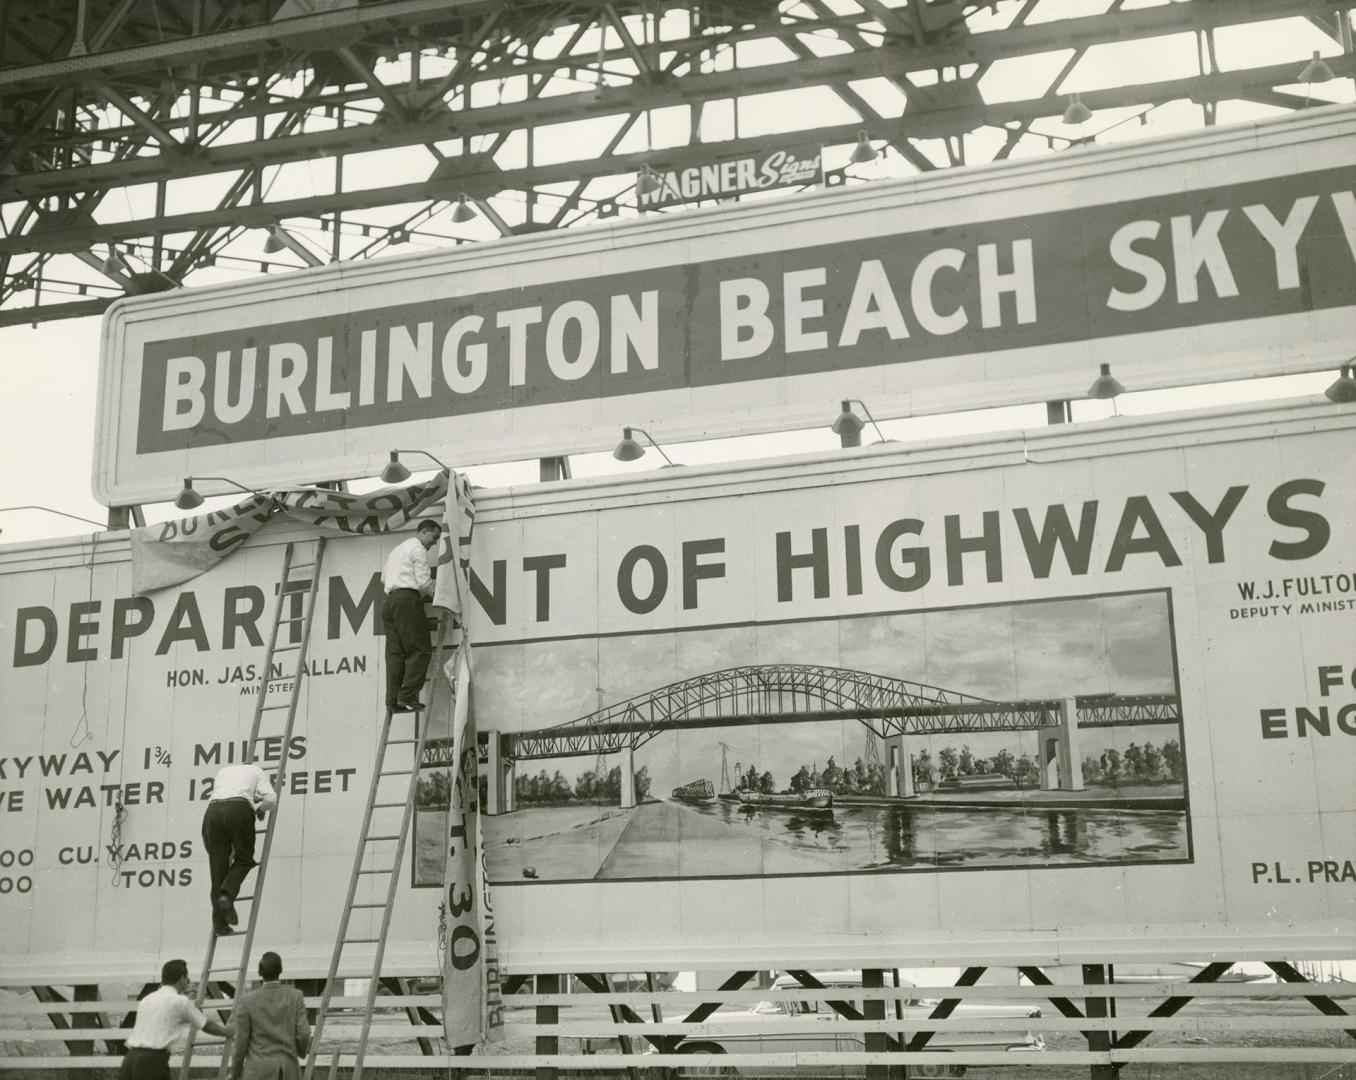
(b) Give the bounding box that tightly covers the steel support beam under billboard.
[2,0,1352,327]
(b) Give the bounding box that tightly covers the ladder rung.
[373,801,405,808]
[345,937,380,944]
[261,703,291,710]
[274,645,300,653]
[289,560,316,570]
[366,834,401,842]
[351,902,387,909]
[358,869,393,875]
[237,894,253,902]
[377,769,411,777]
[387,738,416,745]
[279,615,306,624]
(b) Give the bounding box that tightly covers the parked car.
[657,970,1043,1079]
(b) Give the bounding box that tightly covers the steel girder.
[2,0,1352,325]
[498,664,1182,761]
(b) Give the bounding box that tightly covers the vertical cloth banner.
[434,475,503,1046]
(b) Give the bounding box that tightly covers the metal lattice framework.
[502,663,1181,760]
[2,0,1352,327]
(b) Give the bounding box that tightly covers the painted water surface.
[475,797,1188,883]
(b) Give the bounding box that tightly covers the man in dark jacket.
[229,951,310,1080]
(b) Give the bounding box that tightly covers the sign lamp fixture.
[450,194,478,224]
[174,476,257,511]
[1324,363,1356,403]
[261,226,286,254]
[100,246,128,275]
[1063,93,1093,125]
[380,450,450,484]
[636,165,662,196]
[1299,51,1335,83]
[1087,363,1126,400]
[613,427,677,467]
[848,131,878,165]
[831,399,887,448]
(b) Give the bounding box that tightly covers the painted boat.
[738,788,834,811]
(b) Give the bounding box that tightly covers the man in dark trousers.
[230,951,310,1080]
[202,761,277,934]
[119,958,230,1079]
[381,519,442,712]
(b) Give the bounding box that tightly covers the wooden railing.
[3,971,1354,1072]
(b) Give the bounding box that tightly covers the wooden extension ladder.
[180,538,328,1080]
[302,613,451,1080]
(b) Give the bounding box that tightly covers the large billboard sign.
[5,401,1353,979]
[94,110,1355,505]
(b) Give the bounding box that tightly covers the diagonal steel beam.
[801,0,935,173]
[93,82,182,148]
[335,44,410,121]
[603,4,654,78]
[0,0,492,93]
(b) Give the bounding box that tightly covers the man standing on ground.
[230,951,310,1080]
[381,519,442,712]
[119,959,230,1080]
[202,761,277,934]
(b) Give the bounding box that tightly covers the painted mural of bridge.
[460,664,1181,816]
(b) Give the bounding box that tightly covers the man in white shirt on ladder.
[380,519,442,713]
[202,762,278,934]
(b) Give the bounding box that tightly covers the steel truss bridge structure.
[502,662,1181,761]
[2,0,1353,328]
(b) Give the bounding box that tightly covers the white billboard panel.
[93,109,1356,505]
[5,402,1355,981]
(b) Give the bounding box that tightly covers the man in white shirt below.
[202,761,277,934]
[119,958,230,1079]
[380,519,442,713]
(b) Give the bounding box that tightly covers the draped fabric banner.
[434,474,502,1047]
[129,472,450,594]
[273,471,448,536]
[129,494,277,593]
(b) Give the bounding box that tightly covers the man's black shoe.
[216,896,240,926]
[395,698,426,712]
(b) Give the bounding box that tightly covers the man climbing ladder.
[201,761,277,934]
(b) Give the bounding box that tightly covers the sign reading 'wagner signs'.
[637,144,824,209]
[96,113,1356,504]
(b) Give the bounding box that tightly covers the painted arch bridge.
[459,665,1181,815]
[505,664,1180,760]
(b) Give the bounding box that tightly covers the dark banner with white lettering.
[138,167,1356,454]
